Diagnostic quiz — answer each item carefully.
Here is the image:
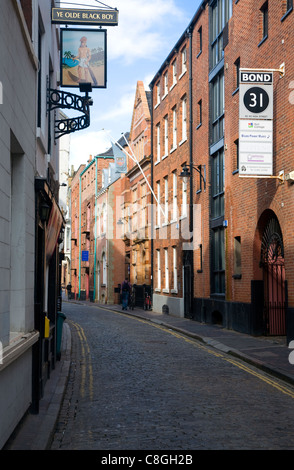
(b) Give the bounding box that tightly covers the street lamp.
[178,163,206,319]
[179,164,206,191]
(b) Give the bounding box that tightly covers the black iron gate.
[261,217,286,335]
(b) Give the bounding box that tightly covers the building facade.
[124,81,152,307]
[149,0,294,342]
[0,0,64,448]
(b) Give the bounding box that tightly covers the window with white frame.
[132,187,138,231]
[156,123,161,162]
[181,46,187,75]
[181,178,187,217]
[172,106,177,149]
[172,59,177,87]
[102,203,107,233]
[102,252,107,285]
[164,71,168,96]
[173,246,177,291]
[141,182,147,227]
[156,181,161,226]
[164,115,168,156]
[172,171,177,221]
[156,81,160,105]
[156,249,161,289]
[182,96,187,141]
[164,177,168,224]
[164,248,169,291]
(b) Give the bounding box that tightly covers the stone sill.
[0,330,39,372]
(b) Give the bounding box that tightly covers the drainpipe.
[188,25,194,316]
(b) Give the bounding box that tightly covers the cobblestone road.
[50,302,294,450]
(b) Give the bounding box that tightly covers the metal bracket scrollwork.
[47,88,93,139]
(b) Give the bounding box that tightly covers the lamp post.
[179,163,206,318]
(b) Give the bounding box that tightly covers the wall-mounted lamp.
[40,203,51,223]
[180,163,206,191]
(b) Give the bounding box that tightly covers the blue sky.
[60,0,202,169]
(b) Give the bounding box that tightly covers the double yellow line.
[70,309,294,401]
[70,320,94,401]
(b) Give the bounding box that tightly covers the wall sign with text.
[239,70,273,176]
[52,8,118,26]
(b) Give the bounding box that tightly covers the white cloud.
[69,129,112,169]
[61,0,187,64]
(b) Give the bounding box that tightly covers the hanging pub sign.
[52,8,118,26]
[60,28,107,89]
[239,69,273,176]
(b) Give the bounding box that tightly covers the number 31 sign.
[239,71,273,120]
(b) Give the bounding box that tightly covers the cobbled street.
[50,302,294,450]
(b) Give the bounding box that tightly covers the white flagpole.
[110,133,167,219]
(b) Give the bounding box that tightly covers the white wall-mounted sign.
[239,70,274,176]
[239,120,273,175]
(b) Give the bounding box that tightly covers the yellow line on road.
[70,320,94,401]
[112,310,294,400]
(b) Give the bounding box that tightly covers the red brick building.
[150,0,294,341]
[150,4,208,317]
[123,81,152,306]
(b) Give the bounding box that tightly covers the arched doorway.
[260,215,286,335]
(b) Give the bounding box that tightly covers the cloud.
[69,129,112,169]
[61,0,187,64]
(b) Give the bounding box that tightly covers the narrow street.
[50,302,294,451]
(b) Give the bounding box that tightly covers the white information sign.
[239,70,274,176]
[239,120,273,175]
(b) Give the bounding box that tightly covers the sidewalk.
[4,300,294,450]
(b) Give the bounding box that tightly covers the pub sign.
[60,28,107,89]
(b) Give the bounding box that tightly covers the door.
[261,217,286,335]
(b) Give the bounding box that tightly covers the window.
[233,139,239,173]
[172,171,177,221]
[212,227,225,294]
[156,81,160,105]
[164,115,168,157]
[211,71,224,145]
[141,183,147,228]
[156,123,161,162]
[172,106,177,150]
[234,57,240,92]
[211,149,224,219]
[210,0,231,69]
[181,96,187,141]
[172,247,178,291]
[171,59,177,87]
[164,177,168,224]
[233,236,242,278]
[259,1,268,44]
[181,47,187,75]
[156,181,161,226]
[156,250,161,290]
[163,71,168,96]
[197,26,202,57]
[181,177,187,217]
[164,248,169,291]
[102,252,107,285]
[282,0,293,20]
[197,99,202,128]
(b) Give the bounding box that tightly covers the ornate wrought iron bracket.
[47,88,93,139]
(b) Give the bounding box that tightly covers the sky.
[59,0,202,170]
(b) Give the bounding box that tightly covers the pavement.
[4,299,294,451]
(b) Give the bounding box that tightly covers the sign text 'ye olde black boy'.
[52,8,119,26]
